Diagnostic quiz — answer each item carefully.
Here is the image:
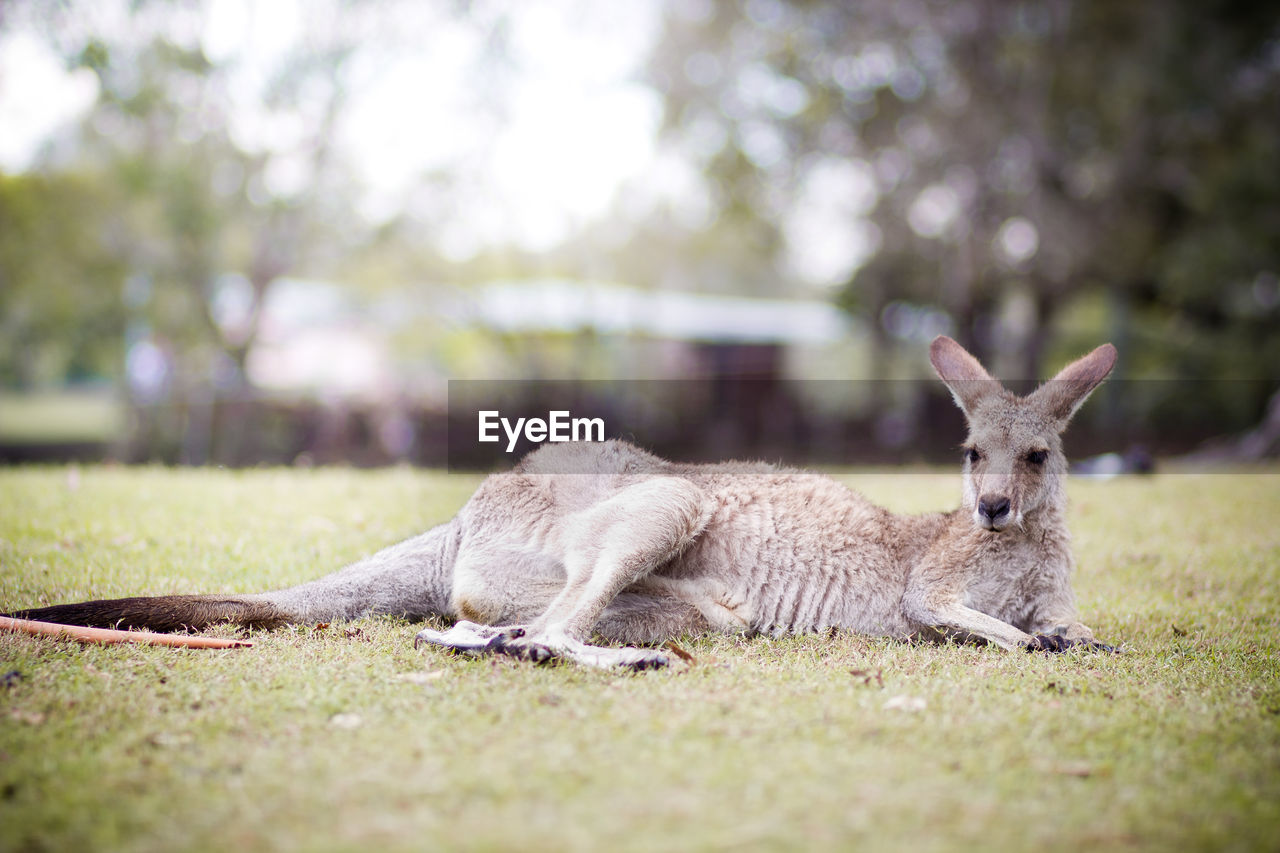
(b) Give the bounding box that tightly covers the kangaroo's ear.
[929,335,999,417]
[1029,343,1117,426]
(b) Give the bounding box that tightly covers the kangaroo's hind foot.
[414,620,506,654]
[414,621,668,670]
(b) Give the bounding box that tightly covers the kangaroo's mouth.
[975,514,1010,533]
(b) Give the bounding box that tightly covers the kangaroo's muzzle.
[976,494,1012,531]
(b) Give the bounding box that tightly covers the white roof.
[467,280,851,344]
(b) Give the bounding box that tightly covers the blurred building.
[199,277,878,466]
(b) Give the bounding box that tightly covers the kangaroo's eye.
[964,447,981,464]
[1025,450,1048,465]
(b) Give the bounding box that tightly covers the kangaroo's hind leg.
[413,545,563,656]
[417,476,710,669]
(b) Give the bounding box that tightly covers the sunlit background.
[1,0,1277,467]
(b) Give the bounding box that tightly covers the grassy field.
[1,465,1277,852]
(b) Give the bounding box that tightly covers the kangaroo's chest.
[962,536,1061,623]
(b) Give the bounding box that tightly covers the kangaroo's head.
[929,336,1117,533]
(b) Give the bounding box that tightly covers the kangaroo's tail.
[5,519,461,633]
[6,595,288,632]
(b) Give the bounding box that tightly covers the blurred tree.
[3,0,436,460]
[80,31,360,461]
[648,0,1280,404]
[0,170,127,387]
[1,0,529,461]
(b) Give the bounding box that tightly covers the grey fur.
[10,337,1119,668]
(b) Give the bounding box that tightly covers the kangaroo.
[7,336,1120,668]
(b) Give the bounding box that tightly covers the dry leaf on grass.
[883,695,926,712]
[395,671,446,684]
[849,668,884,687]
[663,641,697,664]
[8,709,46,726]
[1051,761,1095,778]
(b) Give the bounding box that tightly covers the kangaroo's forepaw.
[1026,634,1122,654]
[1027,633,1073,653]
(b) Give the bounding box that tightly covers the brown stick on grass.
[0,615,254,649]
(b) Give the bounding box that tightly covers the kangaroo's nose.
[978,495,1011,522]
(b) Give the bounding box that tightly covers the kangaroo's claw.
[1027,633,1071,653]
[1026,634,1122,654]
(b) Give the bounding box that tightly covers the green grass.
[0,390,123,444]
[1,466,1278,852]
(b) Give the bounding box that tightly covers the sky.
[0,31,100,170]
